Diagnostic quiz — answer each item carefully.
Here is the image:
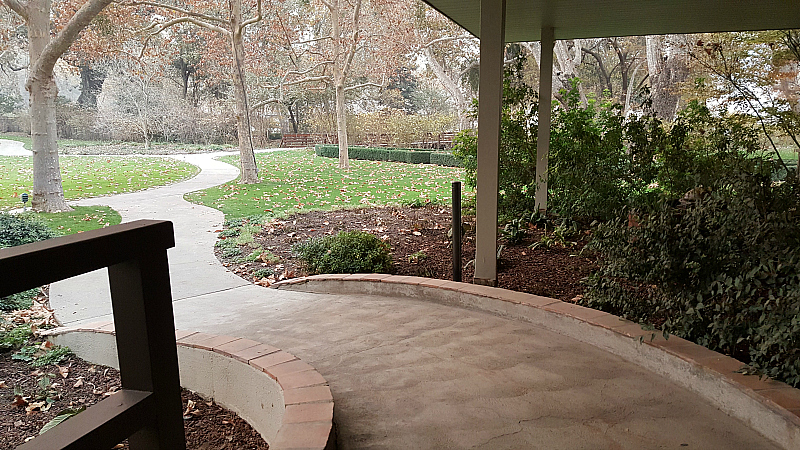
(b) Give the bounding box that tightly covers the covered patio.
[421,0,800,285]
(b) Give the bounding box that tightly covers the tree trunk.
[330,1,349,169]
[230,0,258,183]
[646,35,689,121]
[425,46,470,129]
[335,81,349,169]
[77,64,105,107]
[28,0,70,212]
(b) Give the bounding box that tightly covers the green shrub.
[315,145,437,165]
[293,230,392,275]
[0,214,59,311]
[0,213,60,249]
[548,84,629,222]
[585,158,800,387]
[252,268,274,279]
[221,247,241,259]
[0,325,33,352]
[430,152,462,167]
[13,344,73,367]
[0,288,37,311]
[453,56,539,214]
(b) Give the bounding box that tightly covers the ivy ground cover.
[0,156,199,210]
[185,149,467,218]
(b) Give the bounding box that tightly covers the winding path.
[40,149,782,449]
[0,138,32,156]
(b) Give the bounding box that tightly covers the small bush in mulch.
[0,213,60,249]
[293,230,392,275]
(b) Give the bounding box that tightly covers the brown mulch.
[218,205,597,302]
[0,351,268,449]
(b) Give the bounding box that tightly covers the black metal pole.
[452,181,462,282]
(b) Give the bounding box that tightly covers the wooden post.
[535,26,555,212]
[452,181,462,282]
[473,0,506,287]
[109,253,186,449]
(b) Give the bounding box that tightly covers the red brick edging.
[45,323,335,450]
[273,273,800,449]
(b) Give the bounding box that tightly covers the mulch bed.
[219,205,597,302]
[0,351,268,449]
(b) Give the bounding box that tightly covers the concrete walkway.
[0,138,32,156]
[47,152,782,449]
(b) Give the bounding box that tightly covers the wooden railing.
[0,220,185,450]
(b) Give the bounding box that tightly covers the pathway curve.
[0,138,32,156]
[47,151,782,449]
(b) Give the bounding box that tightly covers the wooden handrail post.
[109,251,185,450]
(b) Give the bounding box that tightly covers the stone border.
[273,274,800,450]
[44,324,335,450]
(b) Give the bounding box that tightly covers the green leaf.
[40,407,85,435]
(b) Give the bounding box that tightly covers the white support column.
[473,0,506,286]
[535,27,555,212]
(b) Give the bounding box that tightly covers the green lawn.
[0,134,110,150]
[185,149,468,218]
[18,206,122,234]
[0,156,199,210]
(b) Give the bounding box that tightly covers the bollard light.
[21,192,29,212]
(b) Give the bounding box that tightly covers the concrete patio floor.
[43,148,782,449]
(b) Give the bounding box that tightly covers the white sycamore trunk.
[28,0,70,212]
[230,0,259,183]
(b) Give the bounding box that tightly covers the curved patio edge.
[43,325,335,450]
[272,273,800,450]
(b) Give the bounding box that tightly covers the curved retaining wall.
[45,324,335,450]
[273,273,800,450]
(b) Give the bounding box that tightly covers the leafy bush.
[453,56,539,214]
[0,214,59,311]
[0,288,37,311]
[0,213,59,249]
[548,84,628,222]
[293,230,392,275]
[585,154,800,387]
[0,325,33,352]
[314,145,437,165]
[13,344,73,367]
[252,268,274,279]
[430,152,462,167]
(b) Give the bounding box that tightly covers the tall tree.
[132,0,262,183]
[260,0,413,169]
[1,0,115,211]
[646,34,689,121]
[414,4,478,129]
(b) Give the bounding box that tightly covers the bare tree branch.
[249,98,281,111]
[1,0,29,21]
[122,1,225,24]
[420,35,476,50]
[341,0,362,79]
[28,0,116,88]
[292,35,334,45]
[240,0,262,28]
[344,79,383,92]
[141,16,230,37]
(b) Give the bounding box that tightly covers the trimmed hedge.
[314,145,461,167]
[430,152,462,167]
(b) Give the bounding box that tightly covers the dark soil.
[0,351,268,449]
[218,205,597,302]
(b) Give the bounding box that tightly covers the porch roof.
[422,0,800,42]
